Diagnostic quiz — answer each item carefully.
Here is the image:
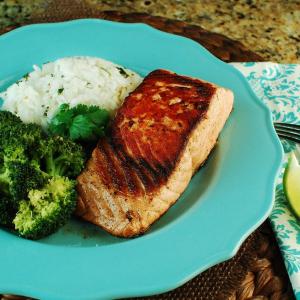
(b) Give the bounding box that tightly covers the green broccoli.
[0,111,85,239]
[38,135,85,178]
[0,110,22,129]
[0,192,16,226]
[0,113,21,151]
[13,177,76,240]
[0,111,44,152]
[12,134,85,239]
[0,144,45,209]
[8,161,46,207]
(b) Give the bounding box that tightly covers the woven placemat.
[0,1,295,299]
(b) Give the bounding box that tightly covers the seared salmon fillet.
[76,69,233,237]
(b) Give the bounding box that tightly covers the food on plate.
[0,55,234,240]
[0,56,142,128]
[49,103,110,142]
[283,151,300,218]
[76,69,234,237]
[0,111,85,239]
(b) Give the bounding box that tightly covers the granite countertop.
[0,0,299,63]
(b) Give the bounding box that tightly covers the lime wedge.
[283,152,300,218]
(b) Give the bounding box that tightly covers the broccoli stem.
[0,169,10,194]
[0,169,9,183]
[45,153,55,177]
[45,152,67,177]
[53,156,68,175]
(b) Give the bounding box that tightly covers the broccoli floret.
[13,177,76,240]
[0,110,22,127]
[0,145,28,203]
[3,144,27,161]
[0,111,23,151]
[0,145,45,208]
[8,161,46,207]
[0,110,85,240]
[20,123,45,150]
[0,192,16,226]
[0,111,44,152]
[39,135,85,178]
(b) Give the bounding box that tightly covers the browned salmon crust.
[76,69,234,237]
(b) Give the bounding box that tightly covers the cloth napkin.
[231,62,300,299]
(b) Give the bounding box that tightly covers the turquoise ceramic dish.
[0,19,283,300]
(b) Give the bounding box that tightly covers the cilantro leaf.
[49,104,110,142]
[70,115,95,141]
[72,104,92,115]
[48,104,74,137]
[86,109,110,125]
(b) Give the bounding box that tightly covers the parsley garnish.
[49,104,110,142]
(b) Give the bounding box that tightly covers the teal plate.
[0,19,283,300]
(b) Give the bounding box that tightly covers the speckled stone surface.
[0,0,299,63]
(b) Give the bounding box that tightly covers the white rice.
[0,56,142,128]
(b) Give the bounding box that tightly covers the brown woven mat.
[0,1,295,299]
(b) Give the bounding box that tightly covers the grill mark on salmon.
[110,143,141,195]
[101,140,128,194]
[100,140,124,192]
[93,145,112,188]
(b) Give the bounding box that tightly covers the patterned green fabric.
[232,62,300,299]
